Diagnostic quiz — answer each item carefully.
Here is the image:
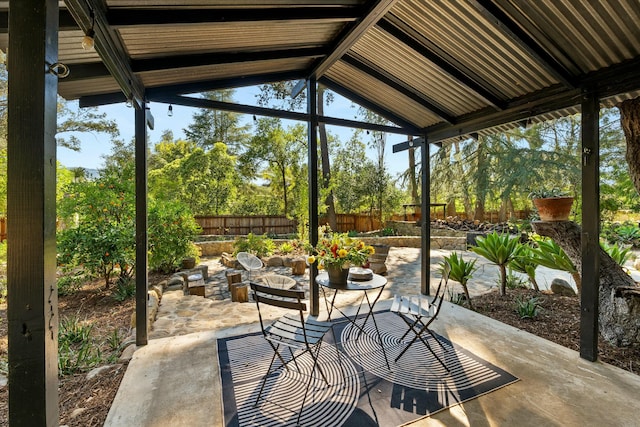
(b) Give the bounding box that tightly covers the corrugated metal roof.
[1,0,638,142]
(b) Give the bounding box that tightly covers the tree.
[56,100,119,151]
[618,97,640,198]
[184,89,251,153]
[240,118,307,217]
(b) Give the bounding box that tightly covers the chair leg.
[255,346,280,405]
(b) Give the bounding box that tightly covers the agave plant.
[441,252,477,309]
[600,241,634,267]
[470,231,519,296]
[531,237,581,294]
[509,243,540,292]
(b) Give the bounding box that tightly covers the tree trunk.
[408,135,419,206]
[474,137,488,221]
[318,85,336,229]
[618,97,640,198]
[532,220,640,347]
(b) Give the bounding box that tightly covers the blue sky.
[57,86,414,177]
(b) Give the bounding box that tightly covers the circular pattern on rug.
[340,314,503,391]
[231,336,360,427]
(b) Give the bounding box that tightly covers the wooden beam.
[0,9,78,32]
[421,135,431,295]
[7,1,59,424]
[308,0,399,80]
[377,17,505,110]
[64,0,145,108]
[319,76,422,133]
[580,90,600,361]
[308,79,320,317]
[342,53,456,124]
[106,6,362,26]
[135,104,149,346]
[468,0,575,88]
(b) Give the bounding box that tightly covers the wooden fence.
[320,213,382,233]
[0,217,5,242]
[195,215,298,236]
[390,209,531,223]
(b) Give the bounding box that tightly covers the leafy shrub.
[347,230,359,237]
[278,242,294,255]
[112,277,136,302]
[58,316,101,375]
[504,271,528,290]
[530,236,582,293]
[602,222,640,248]
[442,252,476,309]
[381,226,396,236]
[471,232,519,296]
[515,296,543,319]
[509,244,540,291]
[233,233,275,257]
[148,200,202,273]
[56,271,86,296]
[600,241,634,266]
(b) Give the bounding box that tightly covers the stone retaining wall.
[195,233,467,256]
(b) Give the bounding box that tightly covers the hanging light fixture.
[168,104,173,117]
[82,11,95,51]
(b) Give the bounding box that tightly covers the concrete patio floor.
[104,249,640,426]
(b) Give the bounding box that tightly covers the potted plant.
[307,227,375,286]
[528,188,574,221]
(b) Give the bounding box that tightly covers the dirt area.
[1,281,639,426]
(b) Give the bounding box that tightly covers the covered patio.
[3,0,640,424]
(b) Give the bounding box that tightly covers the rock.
[167,275,183,287]
[551,278,576,297]
[0,373,7,387]
[264,256,283,267]
[150,284,163,301]
[157,279,168,290]
[86,365,114,381]
[148,291,160,322]
[70,408,87,419]
[119,343,137,362]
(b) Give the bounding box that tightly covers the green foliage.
[528,188,569,199]
[381,226,396,236]
[58,316,101,375]
[447,288,467,306]
[347,230,358,237]
[278,242,294,255]
[601,221,640,248]
[509,244,540,291]
[57,147,136,288]
[56,271,86,296]
[504,271,528,290]
[600,241,634,266]
[233,233,275,257]
[442,252,477,308]
[530,238,577,274]
[471,232,519,295]
[514,296,543,319]
[148,200,202,273]
[108,328,122,352]
[112,277,136,302]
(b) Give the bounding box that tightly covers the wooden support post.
[308,78,320,316]
[421,136,431,295]
[580,91,600,361]
[135,103,149,346]
[7,1,60,424]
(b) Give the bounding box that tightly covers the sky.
[57,86,415,178]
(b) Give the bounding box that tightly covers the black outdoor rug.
[218,311,518,426]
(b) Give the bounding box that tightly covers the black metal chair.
[250,282,336,425]
[390,264,451,371]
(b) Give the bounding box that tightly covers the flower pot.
[325,264,349,286]
[532,197,574,221]
[182,257,196,269]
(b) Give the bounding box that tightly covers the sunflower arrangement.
[307,227,375,269]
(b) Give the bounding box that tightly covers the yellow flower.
[307,255,316,264]
[367,245,375,255]
[338,248,348,258]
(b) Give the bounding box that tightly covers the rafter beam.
[342,53,455,124]
[0,10,78,32]
[468,0,575,88]
[377,17,505,110]
[106,7,362,26]
[66,47,326,81]
[80,71,305,107]
[64,0,145,108]
[319,76,422,134]
[308,0,399,80]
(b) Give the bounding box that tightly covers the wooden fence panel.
[194,215,297,236]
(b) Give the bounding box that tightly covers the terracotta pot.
[532,197,574,221]
[325,264,349,286]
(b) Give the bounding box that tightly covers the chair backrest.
[250,281,308,339]
[237,252,263,271]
